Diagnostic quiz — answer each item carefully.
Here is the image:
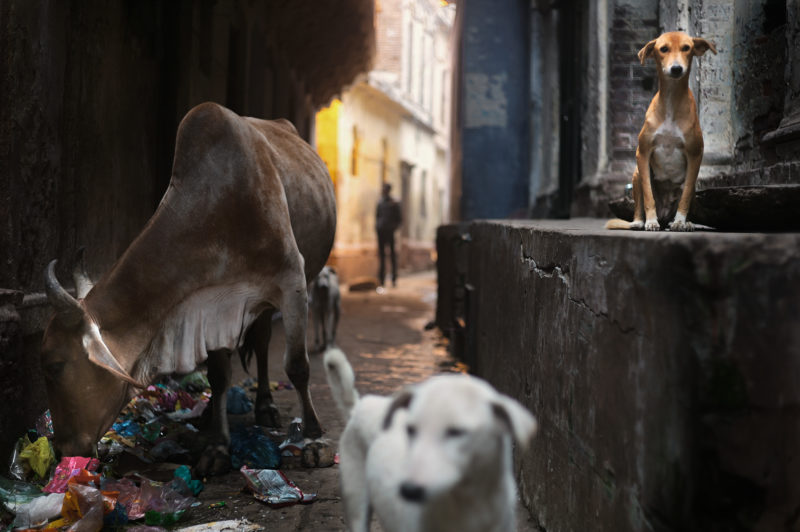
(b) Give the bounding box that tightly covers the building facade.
[316,0,455,282]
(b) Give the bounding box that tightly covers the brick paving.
[180,270,537,531]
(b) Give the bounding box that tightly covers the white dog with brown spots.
[324,347,537,532]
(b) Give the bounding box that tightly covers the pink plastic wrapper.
[239,466,316,508]
[43,457,100,493]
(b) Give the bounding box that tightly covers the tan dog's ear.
[638,39,657,65]
[492,396,538,450]
[383,389,413,429]
[692,37,717,56]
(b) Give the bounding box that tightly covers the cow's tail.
[605,218,634,230]
[239,330,255,374]
[323,347,360,420]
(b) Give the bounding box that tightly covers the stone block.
[437,219,800,531]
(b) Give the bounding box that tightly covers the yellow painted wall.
[315,99,340,186]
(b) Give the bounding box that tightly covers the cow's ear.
[491,395,538,450]
[83,322,144,387]
[382,389,414,429]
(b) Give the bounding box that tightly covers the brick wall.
[375,0,403,74]
[608,3,659,166]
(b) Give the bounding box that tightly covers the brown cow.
[40,102,336,475]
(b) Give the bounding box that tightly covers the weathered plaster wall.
[438,219,800,531]
[459,0,530,219]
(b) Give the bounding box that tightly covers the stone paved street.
[177,270,538,531]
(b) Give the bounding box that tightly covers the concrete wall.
[437,219,800,531]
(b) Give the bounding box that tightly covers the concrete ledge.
[437,219,800,531]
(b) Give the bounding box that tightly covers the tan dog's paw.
[668,219,694,232]
[645,219,660,231]
[630,220,644,230]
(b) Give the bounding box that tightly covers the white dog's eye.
[407,425,417,439]
[445,427,466,438]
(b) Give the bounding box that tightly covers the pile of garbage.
[1,373,319,531]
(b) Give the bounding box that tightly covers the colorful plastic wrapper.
[43,457,100,493]
[35,410,54,439]
[239,466,316,508]
[111,419,141,438]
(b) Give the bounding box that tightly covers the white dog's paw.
[630,220,644,230]
[644,219,660,231]
[668,219,694,232]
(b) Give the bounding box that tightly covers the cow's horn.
[72,248,94,299]
[45,260,84,324]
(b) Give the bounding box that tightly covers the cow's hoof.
[303,420,323,440]
[194,444,231,477]
[255,402,281,428]
[302,438,335,468]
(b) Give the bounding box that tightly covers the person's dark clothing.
[376,196,402,286]
[378,230,397,286]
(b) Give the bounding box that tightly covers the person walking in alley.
[376,182,402,287]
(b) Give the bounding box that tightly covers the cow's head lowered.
[41,259,139,457]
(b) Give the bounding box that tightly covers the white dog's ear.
[491,396,538,450]
[383,389,413,429]
[638,39,657,65]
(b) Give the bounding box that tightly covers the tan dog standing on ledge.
[607,31,716,231]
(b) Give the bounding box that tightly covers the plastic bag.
[0,475,43,513]
[11,492,64,529]
[230,426,280,469]
[18,436,55,479]
[8,436,30,480]
[59,482,105,532]
[226,386,253,414]
[173,465,203,496]
[180,371,210,393]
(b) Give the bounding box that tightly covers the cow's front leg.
[281,276,323,438]
[248,311,281,427]
[195,349,233,477]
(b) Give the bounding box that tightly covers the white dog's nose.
[399,482,427,503]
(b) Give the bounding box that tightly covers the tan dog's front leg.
[669,154,700,232]
[629,168,645,230]
[636,147,659,231]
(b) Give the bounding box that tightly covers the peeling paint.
[464,72,508,128]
